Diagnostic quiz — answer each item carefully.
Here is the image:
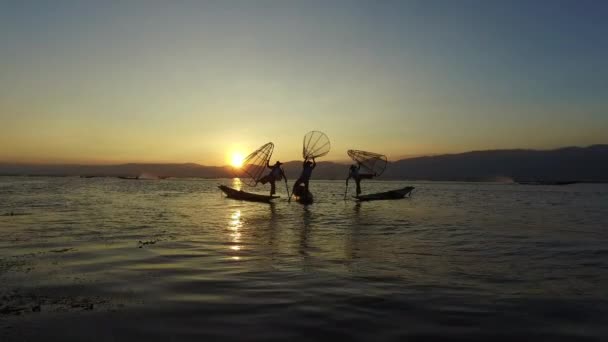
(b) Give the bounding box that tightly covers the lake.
[1,177,607,341]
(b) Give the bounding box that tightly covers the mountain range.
[1,145,607,182]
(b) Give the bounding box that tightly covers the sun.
[230,152,245,168]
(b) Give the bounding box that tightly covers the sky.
[1,0,607,166]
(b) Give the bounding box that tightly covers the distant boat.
[116,173,164,180]
[516,180,578,186]
[355,186,415,202]
[218,185,279,203]
[117,176,139,180]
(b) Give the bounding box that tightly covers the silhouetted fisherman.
[292,158,316,196]
[346,164,374,196]
[257,161,286,196]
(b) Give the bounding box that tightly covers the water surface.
[1,177,607,340]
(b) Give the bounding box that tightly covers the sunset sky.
[1,1,606,166]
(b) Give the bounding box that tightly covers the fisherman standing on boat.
[346,164,374,196]
[292,158,316,196]
[257,161,286,196]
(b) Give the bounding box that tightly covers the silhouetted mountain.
[281,161,348,180]
[0,163,231,179]
[384,145,608,182]
[1,145,607,182]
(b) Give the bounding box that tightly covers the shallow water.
[1,177,608,341]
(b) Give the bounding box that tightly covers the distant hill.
[0,163,230,179]
[384,144,608,182]
[1,145,607,182]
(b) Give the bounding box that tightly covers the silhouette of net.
[302,131,330,159]
[235,142,274,187]
[347,149,388,176]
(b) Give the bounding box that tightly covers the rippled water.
[1,177,608,341]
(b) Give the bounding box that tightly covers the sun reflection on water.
[232,178,242,191]
[228,209,243,259]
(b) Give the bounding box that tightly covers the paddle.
[284,178,291,202]
[343,179,349,200]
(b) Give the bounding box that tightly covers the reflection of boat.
[218,185,279,203]
[517,180,577,185]
[355,186,414,202]
[293,184,313,205]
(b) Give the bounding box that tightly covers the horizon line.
[1,144,605,167]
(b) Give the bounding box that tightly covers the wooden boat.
[218,185,279,203]
[355,186,414,202]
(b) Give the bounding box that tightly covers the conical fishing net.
[235,142,274,187]
[302,131,330,159]
[347,149,388,176]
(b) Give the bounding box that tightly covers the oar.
[343,179,349,200]
[284,178,291,202]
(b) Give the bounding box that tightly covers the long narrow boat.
[218,185,279,203]
[355,186,414,202]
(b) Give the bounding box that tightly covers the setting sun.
[230,152,245,168]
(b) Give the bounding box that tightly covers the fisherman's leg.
[356,180,361,196]
[270,181,276,195]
